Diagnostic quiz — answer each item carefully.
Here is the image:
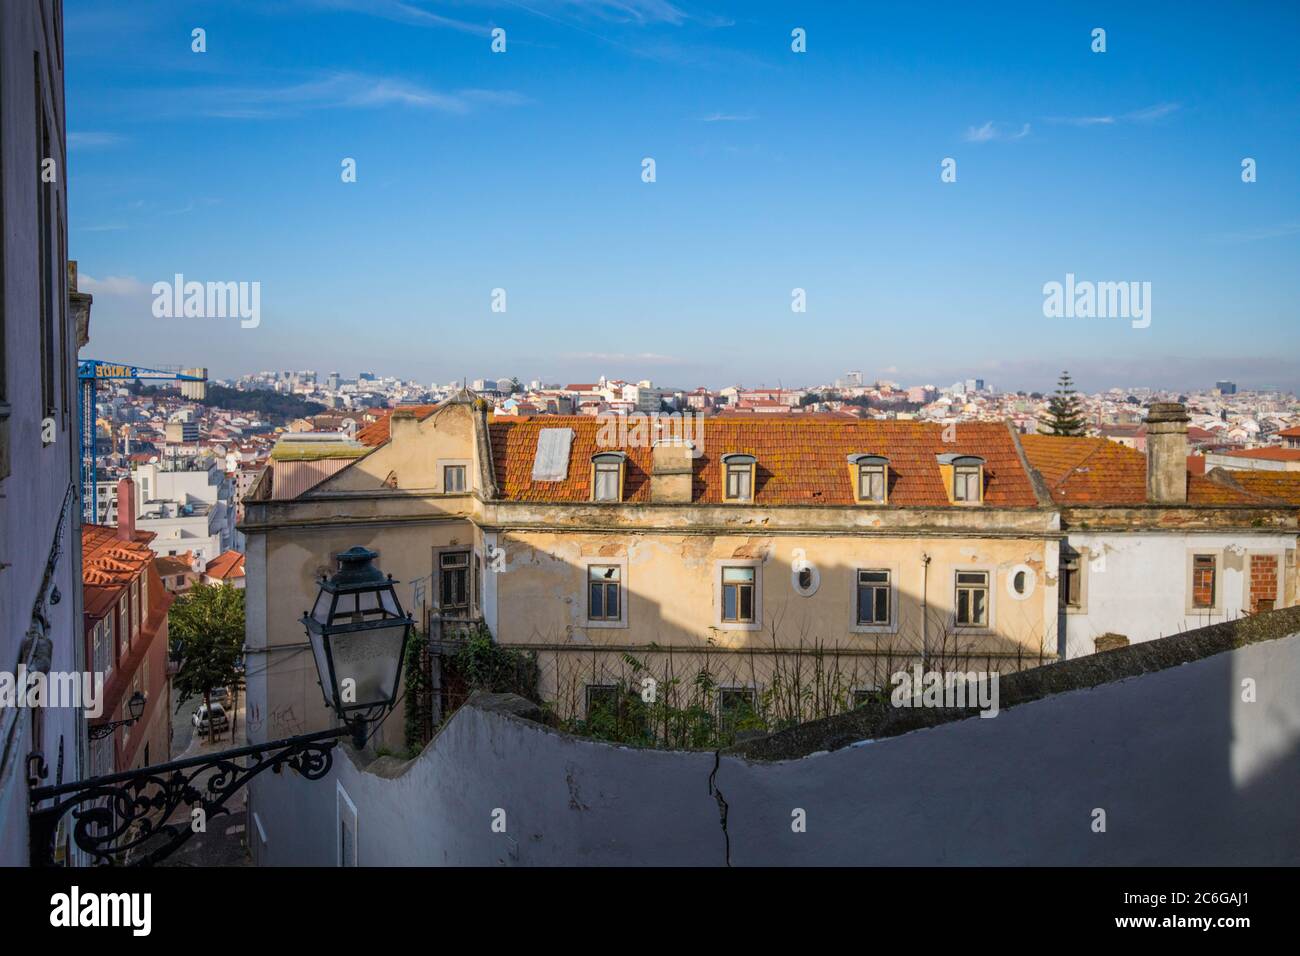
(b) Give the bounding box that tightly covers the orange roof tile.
[205,550,245,580]
[1228,470,1300,506]
[82,524,166,619]
[488,417,1039,507]
[1221,447,1300,462]
[1020,435,1259,506]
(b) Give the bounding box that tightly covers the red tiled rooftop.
[82,524,165,619]
[488,417,1039,507]
[1020,435,1260,506]
[205,550,245,580]
[1220,447,1300,462]
[1228,471,1300,505]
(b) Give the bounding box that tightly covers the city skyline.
[66,0,1300,390]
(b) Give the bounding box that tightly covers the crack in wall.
[708,750,732,867]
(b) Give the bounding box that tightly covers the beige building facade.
[242,396,1066,744]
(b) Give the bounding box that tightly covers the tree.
[1040,371,1086,436]
[169,583,245,742]
[507,377,522,395]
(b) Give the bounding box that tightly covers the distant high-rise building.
[841,370,863,388]
[1215,380,1237,395]
[327,371,341,390]
[181,367,207,400]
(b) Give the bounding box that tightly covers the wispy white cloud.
[1212,221,1300,243]
[964,121,1030,143]
[1047,115,1115,126]
[182,72,527,119]
[550,0,690,26]
[699,111,755,122]
[308,0,490,34]
[1046,103,1180,127]
[80,274,150,297]
[68,131,125,149]
[1125,102,1180,122]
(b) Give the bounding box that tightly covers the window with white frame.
[131,579,141,637]
[722,454,755,502]
[92,620,112,679]
[587,565,622,622]
[721,566,756,623]
[955,571,990,627]
[856,570,891,625]
[443,464,466,493]
[851,455,889,503]
[591,453,623,502]
[953,464,982,502]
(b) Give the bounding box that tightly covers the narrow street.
[153,692,253,867]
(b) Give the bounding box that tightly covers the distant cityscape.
[82,365,1300,563]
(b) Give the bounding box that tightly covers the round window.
[1005,564,1037,600]
[791,563,820,596]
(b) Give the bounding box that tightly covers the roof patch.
[532,428,574,482]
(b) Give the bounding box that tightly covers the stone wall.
[247,612,1300,866]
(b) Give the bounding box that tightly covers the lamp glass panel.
[312,590,333,624]
[327,621,407,708]
[307,630,336,708]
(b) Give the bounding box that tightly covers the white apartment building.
[132,458,240,563]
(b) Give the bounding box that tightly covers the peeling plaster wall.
[1061,532,1295,658]
[495,529,1057,656]
[248,631,1300,866]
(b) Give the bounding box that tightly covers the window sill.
[583,618,627,630]
[850,623,896,635]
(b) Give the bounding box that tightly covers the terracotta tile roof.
[1228,470,1300,505]
[204,550,246,580]
[1220,447,1300,462]
[488,417,1039,507]
[82,524,167,619]
[154,552,194,577]
[1020,435,1259,506]
[1277,426,1300,439]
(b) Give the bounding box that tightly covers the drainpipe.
[921,553,931,669]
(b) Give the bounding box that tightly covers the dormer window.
[591,452,625,502]
[721,454,756,502]
[848,454,889,504]
[938,454,985,504]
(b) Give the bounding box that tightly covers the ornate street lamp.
[28,547,414,866]
[302,546,414,748]
[87,690,147,741]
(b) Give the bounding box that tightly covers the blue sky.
[67,0,1300,392]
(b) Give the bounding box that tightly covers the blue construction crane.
[77,360,207,525]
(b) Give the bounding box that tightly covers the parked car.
[192,702,229,735]
[205,687,232,708]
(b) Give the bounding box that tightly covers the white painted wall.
[1061,532,1293,658]
[249,631,1300,866]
